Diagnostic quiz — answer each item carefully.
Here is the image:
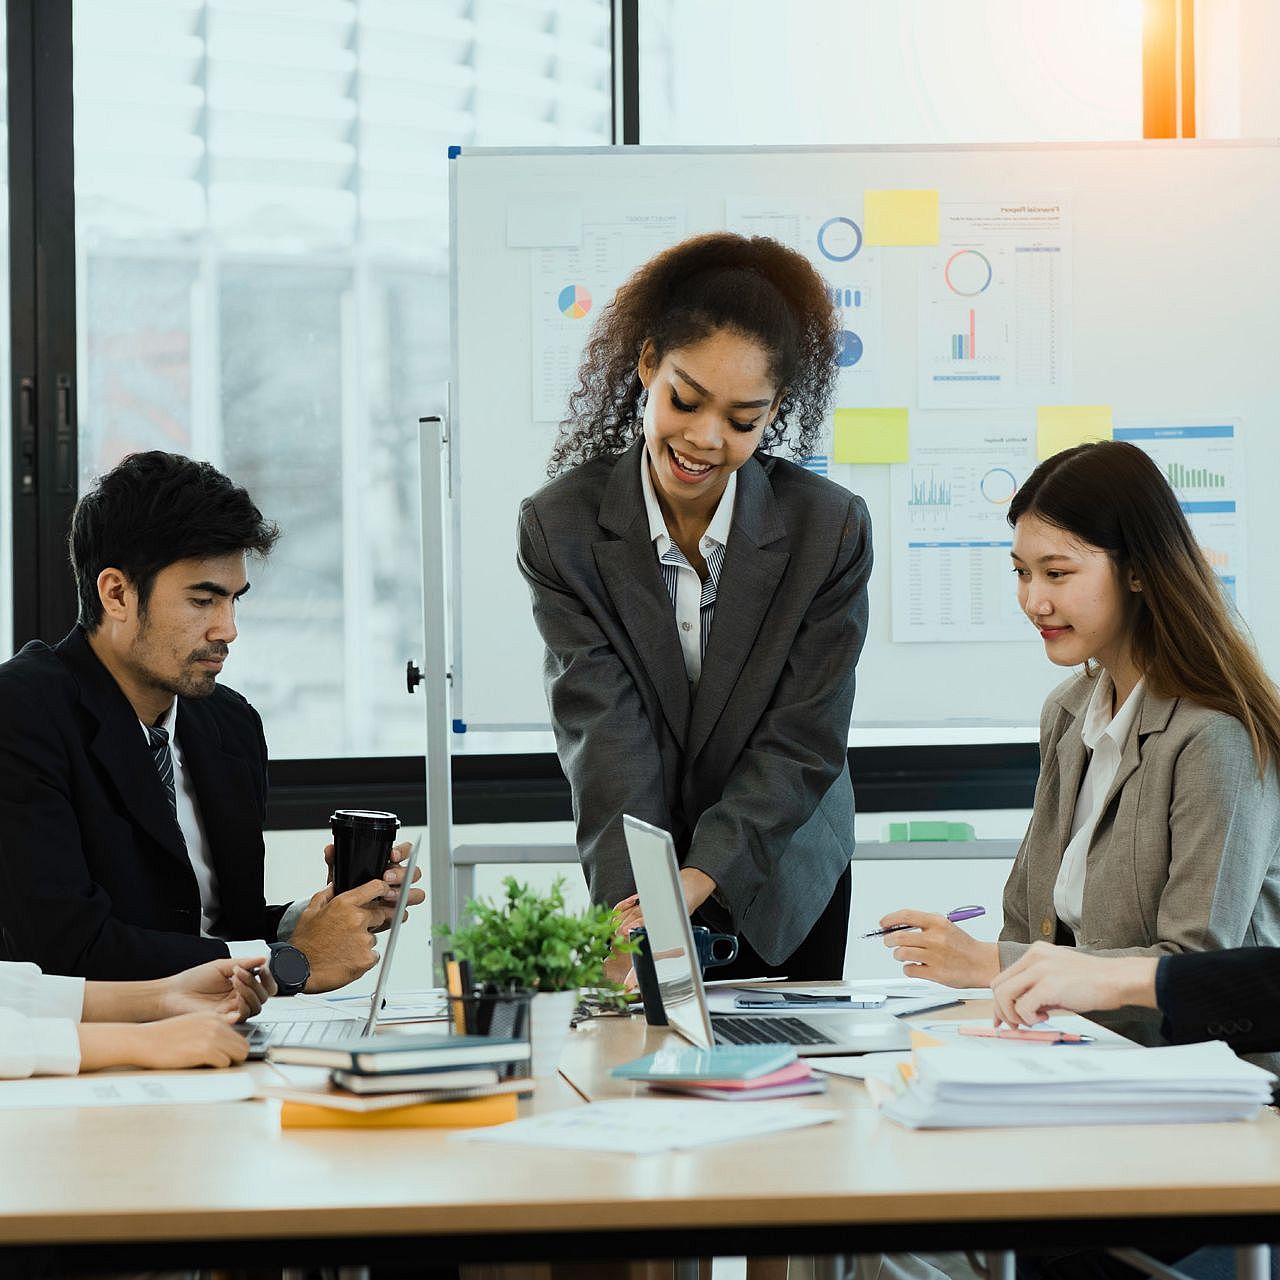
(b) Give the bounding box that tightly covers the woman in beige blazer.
[881,441,1280,1033]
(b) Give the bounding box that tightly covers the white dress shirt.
[1054,674,1146,938]
[640,446,737,686]
[0,961,85,1077]
[142,703,291,959]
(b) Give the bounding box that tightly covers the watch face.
[273,946,309,990]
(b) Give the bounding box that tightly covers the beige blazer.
[1000,671,1280,1044]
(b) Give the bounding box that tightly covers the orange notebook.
[279,1093,518,1130]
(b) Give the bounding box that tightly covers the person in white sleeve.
[0,955,272,1077]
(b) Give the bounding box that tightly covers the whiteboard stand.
[419,414,456,952]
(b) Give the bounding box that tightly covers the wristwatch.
[268,942,310,997]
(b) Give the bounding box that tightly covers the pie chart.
[836,329,864,368]
[558,284,592,319]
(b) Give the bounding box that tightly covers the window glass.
[640,0,1143,145]
[72,0,612,755]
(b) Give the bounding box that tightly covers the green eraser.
[880,821,976,842]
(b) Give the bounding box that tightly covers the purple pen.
[863,904,986,938]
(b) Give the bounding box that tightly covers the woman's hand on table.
[991,942,1159,1027]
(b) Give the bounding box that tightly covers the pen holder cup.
[631,925,739,1027]
[446,988,533,1080]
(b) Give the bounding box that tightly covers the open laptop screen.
[622,815,715,1049]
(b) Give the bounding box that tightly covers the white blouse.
[1054,674,1146,938]
[0,961,87,1077]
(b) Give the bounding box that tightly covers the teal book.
[611,1044,795,1083]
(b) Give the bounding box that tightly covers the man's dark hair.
[70,451,281,630]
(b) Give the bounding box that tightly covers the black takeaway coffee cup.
[330,810,400,895]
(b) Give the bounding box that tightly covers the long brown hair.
[1010,441,1280,774]
[548,232,840,477]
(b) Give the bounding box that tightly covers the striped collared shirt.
[639,446,737,686]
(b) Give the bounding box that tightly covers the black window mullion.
[6,0,78,648]
[6,0,38,646]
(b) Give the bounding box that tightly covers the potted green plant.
[439,875,635,1075]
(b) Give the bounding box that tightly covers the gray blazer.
[1001,670,1280,1044]
[517,438,872,964]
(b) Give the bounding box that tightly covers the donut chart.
[981,466,1018,504]
[944,249,993,297]
[557,284,592,319]
[817,216,863,263]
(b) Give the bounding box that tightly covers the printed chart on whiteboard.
[1116,423,1245,607]
[890,420,1037,643]
[529,203,686,423]
[726,200,884,419]
[919,199,1072,409]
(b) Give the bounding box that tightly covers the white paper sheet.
[726,200,885,407]
[811,1052,912,1083]
[529,202,686,421]
[321,988,449,1023]
[0,1070,255,1109]
[918,198,1073,409]
[890,418,1037,643]
[1116,422,1245,608]
[250,994,364,1024]
[454,1098,838,1155]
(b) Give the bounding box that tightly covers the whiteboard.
[449,141,1278,733]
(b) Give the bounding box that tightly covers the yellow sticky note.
[863,189,939,246]
[833,408,909,465]
[1036,406,1114,461]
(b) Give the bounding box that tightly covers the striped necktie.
[147,724,178,818]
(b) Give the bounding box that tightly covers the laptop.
[622,815,911,1056]
[239,835,421,1058]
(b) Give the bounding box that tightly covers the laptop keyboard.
[239,1019,365,1051]
[713,1015,836,1047]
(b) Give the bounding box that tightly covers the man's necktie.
[147,724,178,818]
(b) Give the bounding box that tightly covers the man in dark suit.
[0,451,421,988]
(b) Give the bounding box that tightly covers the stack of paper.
[881,1040,1275,1129]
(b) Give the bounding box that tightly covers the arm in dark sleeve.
[1158,948,1280,1054]
[0,694,230,979]
[517,498,672,908]
[684,495,872,911]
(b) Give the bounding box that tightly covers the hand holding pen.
[869,905,1001,990]
[863,905,986,938]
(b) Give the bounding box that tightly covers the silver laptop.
[622,815,910,1056]
[240,835,421,1057]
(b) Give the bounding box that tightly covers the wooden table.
[3,1009,1279,1273]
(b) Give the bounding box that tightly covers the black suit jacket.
[0,626,287,979]
[518,440,872,965]
[1160,949,1280,1054]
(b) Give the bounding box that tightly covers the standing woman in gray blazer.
[517,232,871,980]
[880,441,1280,1041]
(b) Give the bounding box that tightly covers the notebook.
[239,834,421,1057]
[621,814,911,1057]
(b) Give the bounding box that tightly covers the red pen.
[959,1025,1093,1044]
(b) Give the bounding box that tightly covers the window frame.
[5,0,1180,827]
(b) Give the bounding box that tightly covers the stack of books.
[264,1032,531,1128]
[880,1039,1275,1129]
[610,1044,826,1100]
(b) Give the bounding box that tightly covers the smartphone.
[734,991,887,1010]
